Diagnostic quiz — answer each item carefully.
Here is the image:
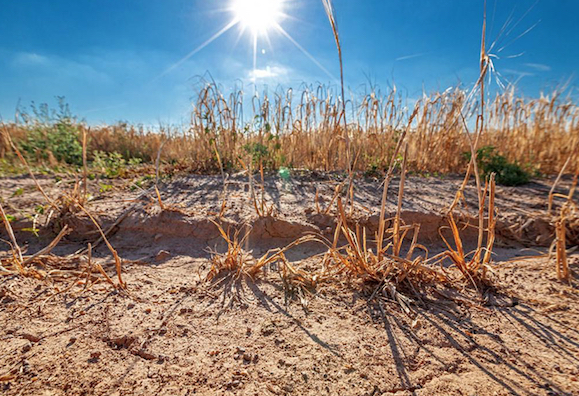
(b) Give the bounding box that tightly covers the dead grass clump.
[436,175,497,288]
[1,197,125,293]
[319,115,448,304]
[205,220,327,310]
[326,198,447,296]
[547,163,577,282]
[205,221,320,282]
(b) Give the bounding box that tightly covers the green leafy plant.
[99,183,114,193]
[128,157,143,167]
[466,146,530,186]
[243,142,269,164]
[19,99,83,166]
[92,151,126,178]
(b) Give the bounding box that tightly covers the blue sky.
[1,0,577,125]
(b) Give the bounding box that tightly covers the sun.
[232,0,284,35]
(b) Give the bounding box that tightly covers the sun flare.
[232,0,284,35]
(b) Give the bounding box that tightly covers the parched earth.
[0,172,578,395]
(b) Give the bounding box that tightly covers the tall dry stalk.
[321,0,360,214]
[0,201,24,268]
[555,213,570,282]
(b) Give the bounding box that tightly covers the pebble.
[155,250,171,262]
[22,333,40,343]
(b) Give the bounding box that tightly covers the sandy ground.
[1,172,578,395]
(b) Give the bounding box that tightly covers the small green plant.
[19,99,83,166]
[12,188,24,197]
[22,227,40,237]
[99,183,114,193]
[364,163,381,178]
[465,146,530,186]
[128,157,143,167]
[92,151,126,178]
[243,142,269,164]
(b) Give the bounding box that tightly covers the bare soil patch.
[1,173,577,395]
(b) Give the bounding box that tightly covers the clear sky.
[1,0,577,125]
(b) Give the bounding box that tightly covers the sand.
[0,172,577,395]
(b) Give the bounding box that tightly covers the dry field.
[1,5,579,394]
[0,168,578,396]
[3,84,577,176]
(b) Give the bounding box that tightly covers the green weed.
[466,146,531,186]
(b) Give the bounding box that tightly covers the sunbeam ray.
[153,18,240,81]
[253,34,258,76]
[274,23,338,83]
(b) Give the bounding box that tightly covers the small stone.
[155,250,171,262]
[19,360,30,374]
[411,318,421,329]
[242,353,252,362]
[22,333,40,343]
[136,350,156,360]
[89,352,101,362]
[261,325,275,337]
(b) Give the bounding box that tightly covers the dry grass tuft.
[327,198,446,291]
[0,198,125,293]
[206,220,320,282]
